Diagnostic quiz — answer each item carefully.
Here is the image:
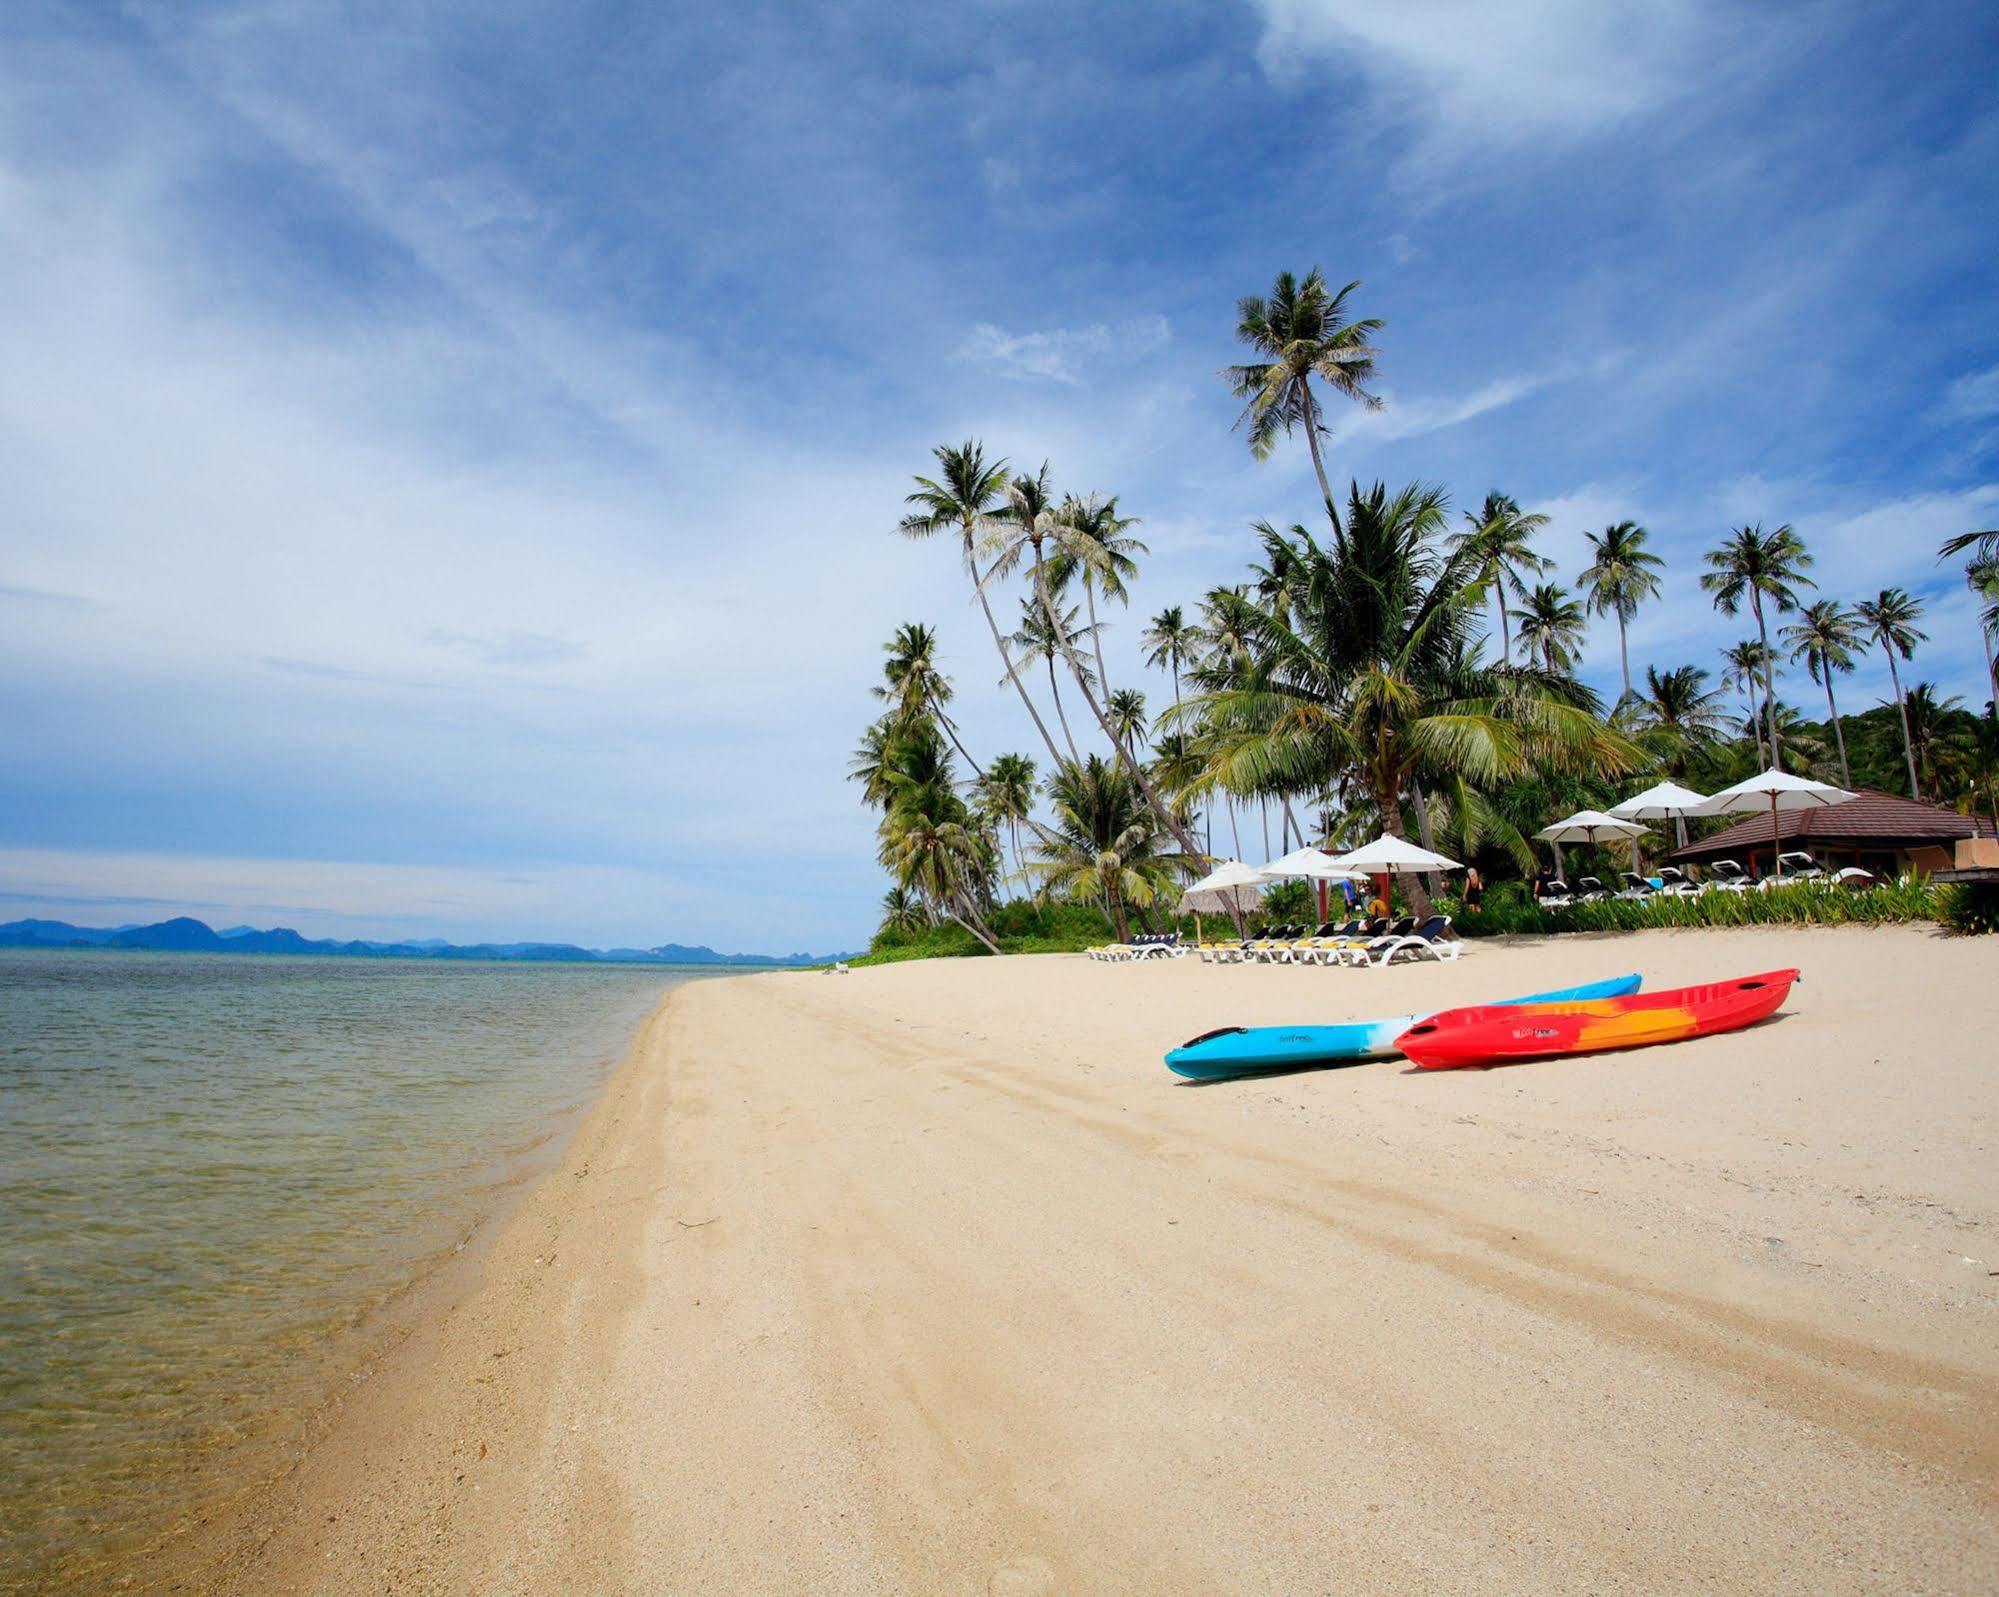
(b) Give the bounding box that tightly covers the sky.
[2,0,1997,953]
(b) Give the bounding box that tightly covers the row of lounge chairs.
[1540,852,1871,907]
[1087,931,1189,962]
[1197,915,1462,969]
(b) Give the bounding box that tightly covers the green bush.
[1450,876,1944,937]
[1939,882,1999,935]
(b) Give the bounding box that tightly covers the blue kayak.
[1163,974,1645,1080]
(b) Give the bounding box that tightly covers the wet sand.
[190,927,1999,1594]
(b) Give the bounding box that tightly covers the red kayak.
[1395,969,1800,1070]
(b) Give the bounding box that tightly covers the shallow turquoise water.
[0,949,735,1590]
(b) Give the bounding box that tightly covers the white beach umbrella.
[1536,809,1650,879]
[1328,835,1463,875]
[1609,780,1710,852]
[1179,859,1267,913]
[1259,845,1365,923]
[1257,846,1366,882]
[1691,768,1857,880]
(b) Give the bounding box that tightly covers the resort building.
[1669,788,1999,879]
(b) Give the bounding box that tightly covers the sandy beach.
[188,926,1998,1595]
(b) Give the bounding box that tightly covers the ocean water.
[0,949,740,1591]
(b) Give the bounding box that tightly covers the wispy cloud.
[956,317,1170,385]
[0,583,94,605]
[425,629,585,669]
[1944,362,1999,420]
[1250,0,1727,144]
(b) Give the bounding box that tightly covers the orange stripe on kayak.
[1573,1008,1699,1050]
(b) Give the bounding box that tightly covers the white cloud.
[1944,363,1999,420]
[956,317,1170,385]
[1251,0,1723,145]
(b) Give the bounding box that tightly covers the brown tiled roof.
[1668,788,1998,861]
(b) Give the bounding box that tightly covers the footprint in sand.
[987,1555,1057,1596]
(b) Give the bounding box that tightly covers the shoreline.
[158,928,1998,1592]
[126,982,690,1593]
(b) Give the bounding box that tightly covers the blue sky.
[2,0,1996,951]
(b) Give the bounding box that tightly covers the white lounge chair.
[1368,914,1461,967]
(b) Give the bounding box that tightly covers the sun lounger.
[1574,876,1609,903]
[1617,872,1654,900]
[1705,860,1751,893]
[1656,866,1695,896]
[1833,866,1878,889]
[1310,916,1391,966]
[1538,879,1574,909]
[1775,851,1824,881]
[1297,918,1367,964]
[1326,915,1419,968]
[1368,914,1461,967]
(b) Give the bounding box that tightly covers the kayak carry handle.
[1180,1026,1249,1047]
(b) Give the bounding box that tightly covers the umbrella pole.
[1770,792,1782,880]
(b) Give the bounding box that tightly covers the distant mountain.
[0,917,851,967]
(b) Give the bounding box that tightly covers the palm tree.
[1048,494,1145,704]
[1634,665,1727,844]
[872,621,985,777]
[1902,683,1965,800]
[1939,526,1999,563]
[1224,269,1384,523]
[1701,523,1814,765]
[1185,481,1636,917]
[1719,640,1773,766]
[878,885,927,934]
[1780,600,1864,788]
[972,752,1037,893]
[1029,755,1185,942]
[1965,557,1999,713]
[1516,583,1587,674]
[900,441,1065,769]
[984,464,1207,863]
[1450,492,1551,663]
[1004,596,1093,764]
[1107,688,1147,757]
[1141,604,1201,713]
[1577,521,1664,703]
[1855,587,1929,799]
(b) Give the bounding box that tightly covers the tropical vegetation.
[852,269,1999,954]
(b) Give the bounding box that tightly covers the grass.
[1447,876,1948,936]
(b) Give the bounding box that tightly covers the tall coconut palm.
[900,441,1065,769]
[1855,587,1929,799]
[1004,596,1094,764]
[878,885,927,934]
[1964,557,1999,713]
[1633,664,1727,843]
[1719,639,1773,766]
[984,465,1207,863]
[1029,755,1186,941]
[1141,604,1201,712]
[1781,599,1864,787]
[972,752,1037,894]
[1047,493,1145,705]
[1577,520,1665,703]
[1107,688,1148,757]
[1185,481,1636,917]
[1451,493,1552,664]
[1516,582,1587,674]
[1902,683,1965,801]
[873,621,985,777]
[1224,269,1384,523]
[1700,523,1814,765]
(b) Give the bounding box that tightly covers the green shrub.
[1939,882,1999,935]
[1452,876,1942,938]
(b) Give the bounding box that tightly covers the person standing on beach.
[1463,867,1484,914]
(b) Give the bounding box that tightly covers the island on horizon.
[0,915,851,968]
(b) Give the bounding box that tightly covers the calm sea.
[0,948,742,1591]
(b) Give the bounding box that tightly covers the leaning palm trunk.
[972,557,1067,772]
[1029,551,1207,864]
[1044,658,1081,764]
[945,898,1000,955]
[1084,581,1115,706]
[1375,793,1434,919]
[1754,596,1781,766]
[1883,647,1919,798]
[1300,387,1338,528]
[1821,673,1852,789]
[1410,786,1444,901]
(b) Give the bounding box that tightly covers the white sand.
[195,926,1999,1595]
